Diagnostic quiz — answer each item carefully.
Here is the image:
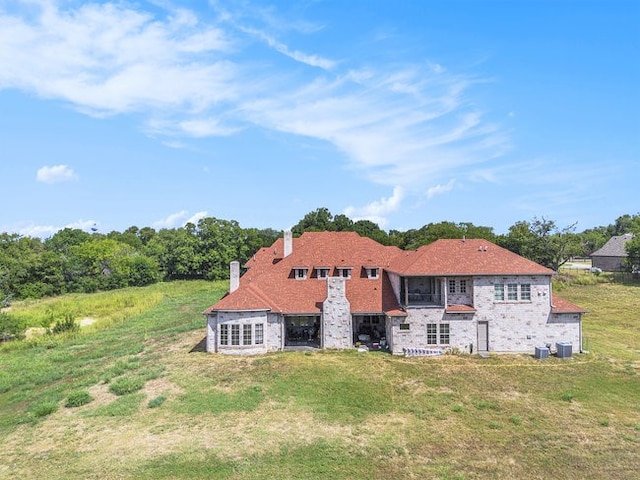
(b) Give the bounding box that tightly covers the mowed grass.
[0,280,638,480]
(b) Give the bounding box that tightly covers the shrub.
[109,376,145,396]
[65,390,93,408]
[52,313,79,334]
[0,311,27,340]
[30,399,59,418]
[148,395,166,409]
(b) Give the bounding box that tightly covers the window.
[338,268,352,279]
[521,284,531,301]
[459,279,467,294]
[449,279,456,294]
[294,268,308,280]
[439,323,450,344]
[231,324,240,345]
[507,284,518,301]
[220,324,229,345]
[399,323,410,331]
[243,324,252,345]
[427,323,437,344]
[255,324,264,344]
[366,267,379,279]
[316,268,329,279]
[427,323,449,345]
[494,284,504,301]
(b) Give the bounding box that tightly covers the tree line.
[1,210,639,303]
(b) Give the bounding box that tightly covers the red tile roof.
[206,232,559,315]
[388,238,554,276]
[209,232,405,314]
[551,296,588,314]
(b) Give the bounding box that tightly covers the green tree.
[292,207,335,234]
[499,218,580,271]
[624,234,640,274]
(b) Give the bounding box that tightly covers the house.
[591,233,634,272]
[203,231,585,356]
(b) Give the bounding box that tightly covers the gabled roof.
[209,232,405,314]
[388,238,554,276]
[206,232,557,315]
[591,233,634,258]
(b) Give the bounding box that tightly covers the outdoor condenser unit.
[556,342,573,359]
[534,346,549,359]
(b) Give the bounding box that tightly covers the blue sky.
[1,0,638,238]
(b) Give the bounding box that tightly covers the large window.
[439,324,450,344]
[243,324,252,345]
[494,284,505,301]
[427,323,437,344]
[520,284,531,301]
[231,325,240,345]
[220,323,265,347]
[448,279,456,294]
[255,324,264,344]
[459,279,467,294]
[427,323,450,345]
[507,283,518,301]
[220,324,229,345]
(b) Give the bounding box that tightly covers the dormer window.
[337,267,352,279]
[365,267,379,279]
[315,267,330,279]
[293,268,308,280]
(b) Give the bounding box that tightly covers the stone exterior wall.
[206,310,269,355]
[267,313,284,351]
[322,277,352,349]
[386,275,581,355]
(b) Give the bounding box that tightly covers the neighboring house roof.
[388,238,554,276]
[551,296,588,314]
[591,233,634,258]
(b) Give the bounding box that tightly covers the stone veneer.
[321,277,353,349]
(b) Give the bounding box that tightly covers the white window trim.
[366,267,379,279]
[293,268,308,280]
[426,323,450,346]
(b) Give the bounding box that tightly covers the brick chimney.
[229,261,240,293]
[284,229,293,257]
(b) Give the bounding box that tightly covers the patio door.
[477,321,489,352]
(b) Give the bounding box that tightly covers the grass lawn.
[0,279,638,479]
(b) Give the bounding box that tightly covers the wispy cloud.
[344,186,404,227]
[36,165,78,184]
[426,179,456,199]
[10,219,97,238]
[152,210,208,229]
[3,1,508,227]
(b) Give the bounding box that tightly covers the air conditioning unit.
[535,346,549,359]
[556,342,572,359]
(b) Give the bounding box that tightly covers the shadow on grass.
[189,336,207,353]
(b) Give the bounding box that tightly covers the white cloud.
[0,2,237,118]
[185,211,208,225]
[344,186,404,227]
[152,210,208,228]
[3,1,507,219]
[12,219,98,238]
[240,26,336,70]
[426,179,456,199]
[36,165,78,184]
[153,210,189,228]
